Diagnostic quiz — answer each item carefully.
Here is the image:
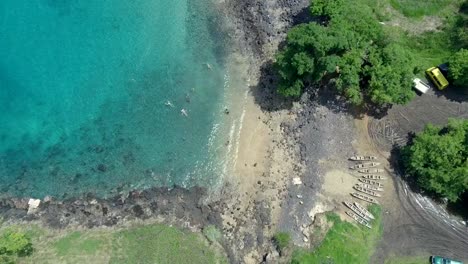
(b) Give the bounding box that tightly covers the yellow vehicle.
[426,67,449,90]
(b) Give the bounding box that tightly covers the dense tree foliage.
[275,0,416,106]
[402,119,468,202]
[448,49,468,87]
[453,0,468,49]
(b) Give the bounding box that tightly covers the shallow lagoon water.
[0,0,229,198]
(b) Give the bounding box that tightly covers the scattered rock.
[292,177,302,185]
[27,199,41,214]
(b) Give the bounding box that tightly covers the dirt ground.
[366,87,468,263]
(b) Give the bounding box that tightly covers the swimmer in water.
[181,109,188,117]
[165,100,174,107]
[205,63,212,70]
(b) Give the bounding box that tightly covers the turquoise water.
[0,0,229,198]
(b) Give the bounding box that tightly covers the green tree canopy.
[448,49,468,87]
[274,0,415,106]
[402,119,468,202]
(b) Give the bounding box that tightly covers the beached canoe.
[354,202,375,220]
[358,168,384,174]
[349,156,377,161]
[359,178,384,187]
[351,192,379,204]
[355,183,383,192]
[354,186,382,197]
[361,174,386,180]
[349,162,381,170]
[346,211,372,229]
[343,201,371,221]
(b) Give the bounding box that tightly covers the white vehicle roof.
[413,78,430,94]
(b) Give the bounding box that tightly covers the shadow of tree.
[433,86,468,103]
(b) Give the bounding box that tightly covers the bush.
[448,49,468,87]
[402,119,468,202]
[273,232,291,251]
[0,230,33,257]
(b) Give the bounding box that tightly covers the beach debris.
[349,162,381,170]
[359,178,384,187]
[353,202,375,220]
[343,201,371,221]
[351,192,379,204]
[165,100,174,107]
[346,211,372,229]
[356,183,383,192]
[292,177,303,185]
[358,168,384,173]
[349,156,377,161]
[353,186,382,197]
[181,109,188,117]
[27,198,41,214]
[361,174,386,180]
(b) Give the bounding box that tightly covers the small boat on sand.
[343,201,371,221]
[359,178,384,187]
[351,192,379,204]
[358,168,384,173]
[354,186,382,197]
[349,162,381,169]
[346,211,372,229]
[362,174,386,180]
[354,202,375,220]
[356,183,383,192]
[349,156,377,161]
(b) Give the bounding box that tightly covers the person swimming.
[204,63,212,70]
[165,100,174,107]
[181,109,188,117]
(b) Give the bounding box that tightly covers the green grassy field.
[372,0,464,79]
[389,0,460,18]
[7,223,226,264]
[291,205,383,264]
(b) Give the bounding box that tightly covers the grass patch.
[13,224,225,264]
[385,255,429,264]
[53,231,105,256]
[291,205,383,264]
[273,232,291,252]
[110,225,226,264]
[385,28,454,72]
[389,0,458,18]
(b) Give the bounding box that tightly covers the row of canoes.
[346,155,383,228]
